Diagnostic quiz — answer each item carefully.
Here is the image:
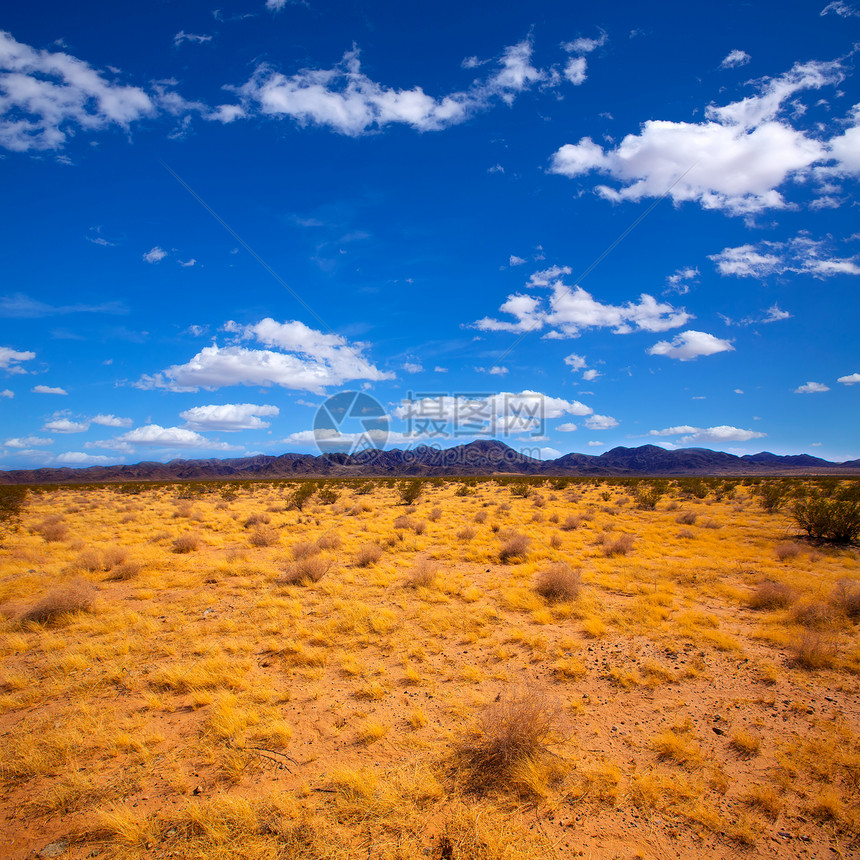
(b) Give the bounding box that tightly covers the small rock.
[778,830,792,839]
[712,727,724,735]
[38,841,68,858]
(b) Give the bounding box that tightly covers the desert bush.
[244,513,271,529]
[792,497,860,543]
[473,510,487,524]
[758,483,787,513]
[455,688,560,793]
[675,511,697,525]
[457,526,476,541]
[34,516,68,542]
[748,580,794,610]
[248,526,279,547]
[355,544,383,567]
[791,599,833,629]
[678,528,695,539]
[774,541,802,561]
[531,494,546,507]
[455,484,473,497]
[397,479,423,505]
[0,486,27,535]
[72,548,104,572]
[792,630,836,669]
[499,533,530,564]
[317,487,339,505]
[428,506,443,522]
[21,578,96,625]
[404,559,437,589]
[560,514,583,531]
[831,579,860,619]
[700,518,722,529]
[635,487,661,510]
[173,533,200,554]
[288,483,316,511]
[105,560,142,582]
[510,483,531,498]
[292,541,321,560]
[601,533,635,556]
[316,532,341,551]
[279,556,331,586]
[534,564,581,603]
[549,533,562,549]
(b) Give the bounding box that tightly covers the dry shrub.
[534,564,581,603]
[404,559,437,589]
[456,688,561,793]
[34,516,68,542]
[549,533,562,549]
[792,599,833,629]
[561,514,583,531]
[244,513,271,529]
[279,556,331,586]
[21,578,96,625]
[316,532,341,551]
[548,512,559,524]
[105,560,142,582]
[775,541,803,561]
[601,533,635,556]
[248,526,279,547]
[413,519,427,535]
[355,544,383,567]
[393,515,413,531]
[71,548,103,572]
[678,528,695,540]
[831,579,860,619]
[173,534,200,554]
[792,630,836,669]
[457,526,476,541]
[531,494,546,508]
[700,518,722,529]
[102,546,128,569]
[292,540,321,560]
[499,532,530,564]
[675,511,697,525]
[428,507,443,522]
[473,510,487,524]
[748,580,794,610]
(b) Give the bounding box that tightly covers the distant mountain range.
[1,441,859,484]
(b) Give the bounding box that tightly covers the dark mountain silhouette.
[1,440,859,484]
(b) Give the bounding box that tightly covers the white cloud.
[584,414,618,430]
[837,372,860,385]
[582,369,600,381]
[664,266,699,295]
[0,346,35,374]
[564,56,587,86]
[117,424,237,449]
[174,31,213,47]
[235,39,552,136]
[393,390,592,438]
[564,353,587,371]
[403,362,423,374]
[648,330,734,361]
[32,384,68,395]
[821,1,860,15]
[587,440,603,447]
[0,30,155,152]
[720,50,751,69]
[178,258,197,267]
[0,293,127,317]
[557,422,578,432]
[649,424,766,444]
[0,389,12,398]
[137,317,392,395]
[54,451,112,465]
[44,418,89,433]
[734,389,744,394]
[434,366,447,373]
[180,403,279,432]
[549,58,844,214]
[92,413,132,427]
[710,234,860,278]
[509,255,526,266]
[562,33,607,54]
[538,447,562,460]
[476,265,691,337]
[5,435,53,448]
[143,246,167,264]
[795,381,830,393]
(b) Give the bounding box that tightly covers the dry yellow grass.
[0,476,858,860]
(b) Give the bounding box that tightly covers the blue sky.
[1,0,858,470]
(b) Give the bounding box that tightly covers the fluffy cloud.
[402,362,423,374]
[648,330,734,361]
[180,403,280,432]
[795,381,830,393]
[710,234,860,278]
[837,372,860,385]
[0,30,155,152]
[0,389,12,398]
[137,318,392,395]
[475,266,691,337]
[584,414,618,430]
[549,59,845,214]
[393,390,592,438]
[564,353,587,371]
[557,422,578,432]
[32,384,68,395]
[117,424,237,449]
[143,246,167,264]
[235,39,557,136]
[92,414,132,427]
[720,50,751,69]
[54,451,112,465]
[44,418,88,433]
[649,425,766,444]
[5,435,52,448]
[0,345,35,373]
[820,1,860,15]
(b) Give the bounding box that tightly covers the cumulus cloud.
[0,389,12,398]
[475,265,691,337]
[0,345,35,373]
[509,255,526,266]
[649,424,766,444]
[117,424,237,449]
[549,58,845,214]
[710,234,860,278]
[402,362,423,374]
[556,422,578,432]
[136,317,392,395]
[582,369,600,381]
[235,38,557,136]
[5,435,53,448]
[648,330,734,361]
[54,451,112,465]
[44,418,89,433]
[143,246,167,264]
[720,49,751,69]
[837,372,860,384]
[32,384,68,395]
[92,414,132,427]
[564,56,587,86]
[393,390,592,438]
[180,403,279,431]
[584,414,618,430]
[795,381,830,393]
[664,266,699,296]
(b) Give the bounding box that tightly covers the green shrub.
[792,497,860,543]
[397,479,423,505]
